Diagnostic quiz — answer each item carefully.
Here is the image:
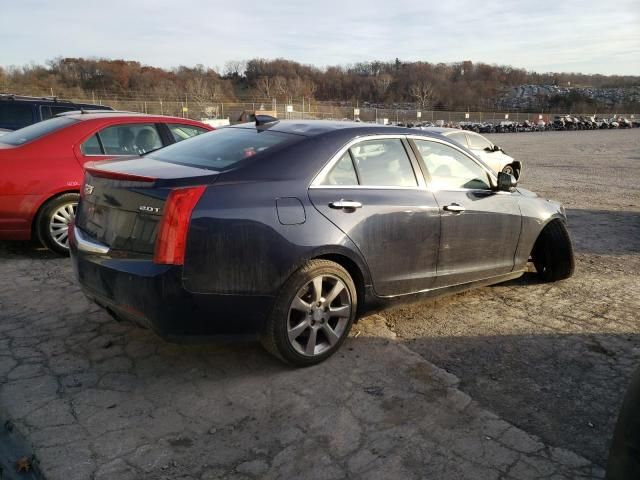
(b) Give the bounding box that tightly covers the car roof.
[0,94,110,108]
[59,111,205,123]
[230,119,444,138]
[421,127,466,135]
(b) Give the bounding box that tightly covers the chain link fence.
[54,95,639,125]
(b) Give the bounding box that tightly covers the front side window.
[414,139,491,190]
[349,139,417,187]
[0,117,76,146]
[168,124,209,143]
[98,124,163,155]
[466,133,492,150]
[447,131,468,147]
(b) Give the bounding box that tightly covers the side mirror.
[497,171,517,192]
[493,144,501,152]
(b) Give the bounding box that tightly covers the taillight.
[153,186,206,265]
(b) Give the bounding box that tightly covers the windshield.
[147,127,301,171]
[0,117,77,146]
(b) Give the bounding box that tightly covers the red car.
[0,111,213,254]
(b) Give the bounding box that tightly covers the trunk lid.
[75,158,217,255]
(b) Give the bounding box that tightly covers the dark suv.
[0,94,113,131]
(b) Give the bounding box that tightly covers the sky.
[1,0,639,75]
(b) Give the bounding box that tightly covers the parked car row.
[404,115,638,134]
[1,97,573,366]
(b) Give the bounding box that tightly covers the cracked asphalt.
[1,129,638,479]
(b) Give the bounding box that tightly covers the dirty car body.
[70,120,573,365]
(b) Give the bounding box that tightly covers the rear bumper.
[70,226,273,340]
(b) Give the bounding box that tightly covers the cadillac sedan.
[70,119,574,366]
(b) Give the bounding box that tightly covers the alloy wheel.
[287,274,352,357]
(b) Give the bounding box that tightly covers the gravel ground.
[384,128,640,466]
[0,128,637,478]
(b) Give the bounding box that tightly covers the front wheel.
[261,260,357,366]
[35,193,79,255]
[531,221,575,282]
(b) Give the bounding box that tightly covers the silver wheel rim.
[503,166,514,175]
[287,274,351,357]
[49,202,77,249]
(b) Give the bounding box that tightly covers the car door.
[309,136,441,296]
[411,137,521,287]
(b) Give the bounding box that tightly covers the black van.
[0,94,113,131]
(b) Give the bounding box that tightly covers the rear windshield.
[0,117,77,146]
[147,127,301,171]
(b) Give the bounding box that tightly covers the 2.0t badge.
[139,205,161,213]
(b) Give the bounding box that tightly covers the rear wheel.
[261,260,357,366]
[531,220,575,282]
[35,193,79,255]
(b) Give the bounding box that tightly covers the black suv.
[0,94,113,131]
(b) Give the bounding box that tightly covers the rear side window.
[168,124,208,143]
[350,139,417,187]
[80,134,102,155]
[0,117,76,146]
[97,124,163,155]
[322,152,359,185]
[0,103,34,128]
[148,127,300,171]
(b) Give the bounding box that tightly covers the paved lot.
[1,129,638,479]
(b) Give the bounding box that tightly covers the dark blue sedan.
[70,119,574,366]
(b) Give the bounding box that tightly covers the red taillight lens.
[153,186,206,265]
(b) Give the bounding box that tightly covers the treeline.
[1,57,638,111]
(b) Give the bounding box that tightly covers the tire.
[501,164,515,177]
[531,220,575,282]
[261,259,357,367]
[35,193,79,256]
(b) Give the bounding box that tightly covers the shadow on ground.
[566,209,640,255]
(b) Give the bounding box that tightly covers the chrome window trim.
[310,134,426,189]
[309,133,502,194]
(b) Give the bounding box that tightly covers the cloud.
[1,0,638,74]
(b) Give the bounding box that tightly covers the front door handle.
[443,203,465,213]
[329,200,362,209]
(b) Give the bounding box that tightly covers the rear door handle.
[443,203,465,213]
[329,200,362,209]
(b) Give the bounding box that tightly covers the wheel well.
[532,218,564,252]
[314,253,367,316]
[31,190,79,235]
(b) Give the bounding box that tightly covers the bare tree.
[223,60,247,78]
[410,81,435,109]
[254,76,273,99]
[374,73,393,100]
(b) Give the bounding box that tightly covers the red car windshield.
[0,117,77,146]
